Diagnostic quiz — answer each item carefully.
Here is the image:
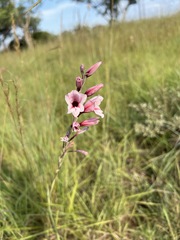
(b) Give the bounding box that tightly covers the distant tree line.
[74,0,137,23]
[8,31,56,51]
[0,0,138,50]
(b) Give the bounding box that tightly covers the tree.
[122,0,137,21]
[0,0,40,49]
[15,4,40,48]
[74,0,137,24]
[0,0,14,48]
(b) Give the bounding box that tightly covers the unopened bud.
[80,64,84,75]
[85,61,102,78]
[76,76,83,91]
[80,118,99,126]
[85,83,104,97]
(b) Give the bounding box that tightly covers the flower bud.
[80,118,99,127]
[76,150,88,156]
[85,61,102,78]
[76,76,83,91]
[80,64,85,75]
[85,83,104,97]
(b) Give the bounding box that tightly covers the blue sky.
[11,0,180,35]
[1,1,178,50]
[38,0,107,34]
[34,0,180,34]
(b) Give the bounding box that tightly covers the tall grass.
[0,14,179,239]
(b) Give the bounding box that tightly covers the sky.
[33,0,180,35]
[2,0,176,51]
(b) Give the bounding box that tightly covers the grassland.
[0,13,180,240]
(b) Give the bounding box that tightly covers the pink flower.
[60,136,69,142]
[83,99,95,112]
[76,76,83,91]
[85,61,102,78]
[72,121,80,132]
[84,96,104,118]
[85,83,104,97]
[80,118,99,126]
[65,90,87,117]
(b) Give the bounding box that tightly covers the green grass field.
[0,13,180,240]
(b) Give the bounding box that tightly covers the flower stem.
[50,147,67,196]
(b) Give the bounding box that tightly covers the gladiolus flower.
[84,96,104,118]
[85,61,102,78]
[76,76,83,91]
[80,118,99,126]
[72,121,80,132]
[85,83,104,97]
[65,90,87,117]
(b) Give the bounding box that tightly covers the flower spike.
[51,61,104,195]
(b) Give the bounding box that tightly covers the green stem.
[50,147,67,196]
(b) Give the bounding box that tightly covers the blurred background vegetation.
[0,1,180,240]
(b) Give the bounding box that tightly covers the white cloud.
[41,2,76,17]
